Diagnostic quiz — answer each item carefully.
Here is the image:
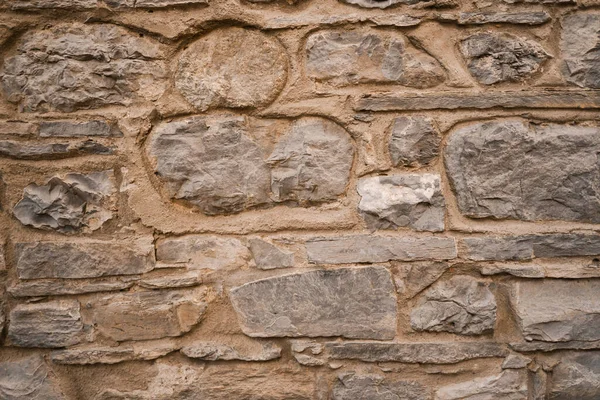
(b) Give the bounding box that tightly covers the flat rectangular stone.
[8,277,137,297]
[510,340,600,352]
[457,12,550,25]
[39,120,123,138]
[0,140,113,159]
[51,340,178,365]
[463,237,533,261]
[531,234,600,258]
[0,121,36,137]
[306,235,456,264]
[10,0,96,8]
[156,235,249,270]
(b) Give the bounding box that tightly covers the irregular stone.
[230,266,397,339]
[0,356,66,399]
[293,354,326,366]
[510,340,600,352]
[156,235,250,270]
[8,300,83,348]
[39,120,123,137]
[389,116,440,167]
[435,370,527,400]
[138,271,203,289]
[13,170,116,233]
[8,277,137,297]
[512,280,600,342]
[357,174,445,231]
[268,117,354,204]
[306,235,456,264]
[531,234,600,257]
[338,0,428,9]
[10,0,96,8]
[1,23,168,112]
[16,238,154,279]
[326,341,508,363]
[306,29,445,88]
[480,263,545,278]
[181,342,281,361]
[51,341,179,365]
[291,341,323,355]
[549,352,600,399]
[445,120,600,223]
[502,354,531,369]
[0,121,37,138]
[133,0,208,6]
[457,12,551,25]
[175,27,287,111]
[463,237,534,261]
[264,14,422,30]
[90,288,207,341]
[332,373,430,400]
[561,13,600,89]
[460,32,550,85]
[249,239,294,270]
[393,261,450,298]
[0,140,113,159]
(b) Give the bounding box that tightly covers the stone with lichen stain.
[332,373,430,400]
[561,13,600,89]
[0,356,66,399]
[389,116,440,168]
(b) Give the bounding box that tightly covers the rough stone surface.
[8,278,137,297]
[39,120,123,137]
[445,120,600,223]
[456,12,551,25]
[156,235,250,270]
[0,140,113,159]
[306,30,445,88]
[338,0,428,8]
[561,13,600,88]
[357,174,445,231]
[175,28,287,111]
[549,352,600,399]
[460,32,549,84]
[249,239,295,270]
[332,373,430,400]
[389,116,440,167]
[0,356,66,399]
[463,236,534,261]
[230,267,397,339]
[10,0,96,8]
[435,370,527,400]
[181,341,281,361]
[393,261,451,298]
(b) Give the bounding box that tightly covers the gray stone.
[8,278,137,297]
[326,341,508,363]
[393,261,450,298]
[175,27,287,111]
[435,370,527,400]
[480,263,545,278]
[8,300,83,348]
[357,174,445,232]
[39,120,123,138]
[1,23,167,112]
[51,342,179,365]
[10,0,95,8]
[292,353,326,366]
[411,276,496,335]
[561,13,600,89]
[229,266,397,340]
[181,342,281,361]
[502,354,531,369]
[0,140,113,159]
[268,117,353,204]
[460,32,550,85]
[249,239,294,270]
[512,280,600,342]
[532,234,600,257]
[263,14,422,30]
[509,340,600,352]
[306,29,445,88]
[389,116,440,167]
[463,237,534,261]
[16,238,154,279]
[134,0,208,6]
[457,12,551,25]
[445,120,600,223]
[138,271,203,289]
[306,235,456,264]
[549,352,600,399]
[332,373,430,400]
[0,121,36,138]
[0,356,66,399]
[156,235,250,270]
[338,0,428,9]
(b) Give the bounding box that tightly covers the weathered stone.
[460,32,550,85]
[480,263,545,278]
[332,373,430,400]
[357,174,445,232]
[10,0,96,8]
[531,234,600,257]
[393,261,450,298]
[230,267,397,339]
[1,23,167,112]
[175,28,287,111]
[133,0,208,6]
[512,280,600,342]
[502,354,531,369]
[549,352,600,399]
[338,0,428,9]
[264,14,422,30]
[445,120,600,223]
[0,140,113,159]
[435,370,527,400]
[389,116,440,167]
[561,13,600,89]
[463,237,534,261]
[306,235,456,264]
[268,118,354,204]
[16,238,154,279]
[249,239,294,270]
[457,12,551,25]
[138,271,203,289]
[8,277,137,297]
[510,340,600,352]
[0,356,66,399]
[51,341,179,365]
[8,300,83,348]
[39,120,123,138]
[181,342,281,361]
[306,29,445,88]
[411,276,496,335]
[13,170,116,233]
[0,121,37,138]
[156,235,250,270]
[91,288,207,341]
[326,341,508,363]
[293,353,326,366]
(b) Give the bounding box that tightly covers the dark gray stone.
[435,370,527,400]
[561,13,600,89]
[249,239,295,270]
[0,140,113,159]
[332,373,430,400]
[389,116,440,167]
[0,356,66,399]
[532,234,600,257]
[550,352,600,400]
[457,12,551,25]
[463,237,534,261]
[39,120,123,137]
[510,340,600,352]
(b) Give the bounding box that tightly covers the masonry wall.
[0,0,600,398]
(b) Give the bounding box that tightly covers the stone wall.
[0,0,600,398]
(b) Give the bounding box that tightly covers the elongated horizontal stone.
[8,277,137,297]
[51,341,178,365]
[0,356,66,399]
[181,342,281,361]
[456,12,550,25]
[263,14,422,30]
[333,373,430,400]
[0,140,112,159]
[156,235,249,270]
[531,234,600,257]
[463,237,534,261]
[10,0,96,8]
[306,235,456,264]
[436,370,527,400]
[0,121,36,137]
[510,340,600,352]
[230,267,397,340]
[138,272,203,289]
[11,0,208,7]
[39,120,123,138]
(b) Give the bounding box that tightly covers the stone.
[357,174,445,231]
[549,352,600,399]
[249,239,294,270]
[156,235,250,270]
[457,12,551,25]
[393,261,450,298]
[510,340,600,352]
[51,341,179,365]
[0,121,36,138]
[134,0,208,6]
[91,288,207,341]
[512,280,600,342]
[306,29,445,88]
[306,235,456,264]
[480,263,545,278]
[463,237,534,261]
[325,341,508,363]
[0,356,66,399]
[1,23,167,112]
[175,27,287,111]
[268,117,354,204]
[181,342,281,361]
[229,266,397,339]
[0,140,113,159]
[39,120,123,137]
[15,238,154,279]
[411,276,496,335]
[8,278,137,297]
[531,234,600,257]
[8,300,83,348]
[445,120,600,223]
[502,354,531,369]
[263,14,422,30]
[332,373,430,400]
[10,0,95,8]
[389,116,440,167]
[293,354,325,366]
[138,271,203,289]
[561,13,600,89]
[460,32,550,85]
[13,170,116,233]
[435,370,527,400]
[338,0,428,9]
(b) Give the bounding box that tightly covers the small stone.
[229,266,397,340]
[549,352,600,399]
[156,235,250,270]
[134,0,208,6]
[10,0,95,8]
[0,140,113,159]
[502,354,532,369]
[181,342,281,361]
[457,12,551,25]
[435,370,527,400]
[291,340,324,355]
[480,263,545,278]
[293,353,326,367]
[338,0,428,9]
[0,121,37,138]
[389,116,440,167]
[0,356,66,399]
[138,271,203,289]
[8,278,136,297]
[332,373,430,400]
[463,237,534,261]
[357,174,445,232]
[393,261,450,298]
[510,341,600,352]
[39,120,123,137]
[561,13,600,88]
[51,341,179,365]
[249,239,294,270]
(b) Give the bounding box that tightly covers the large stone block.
[0,356,66,399]
[561,13,600,88]
[550,352,600,399]
[388,116,441,168]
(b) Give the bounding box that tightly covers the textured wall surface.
[0,0,600,398]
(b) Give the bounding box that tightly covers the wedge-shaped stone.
[230,267,397,339]
[550,352,600,399]
[156,235,250,270]
[0,356,66,399]
[8,277,137,297]
[561,13,600,89]
[436,370,527,400]
[249,239,294,270]
[333,373,430,400]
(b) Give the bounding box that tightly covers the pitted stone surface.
[389,116,440,167]
[332,373,430,400]
[175,28,287,111]
[0,356,66,399]
[561,13,600,88]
